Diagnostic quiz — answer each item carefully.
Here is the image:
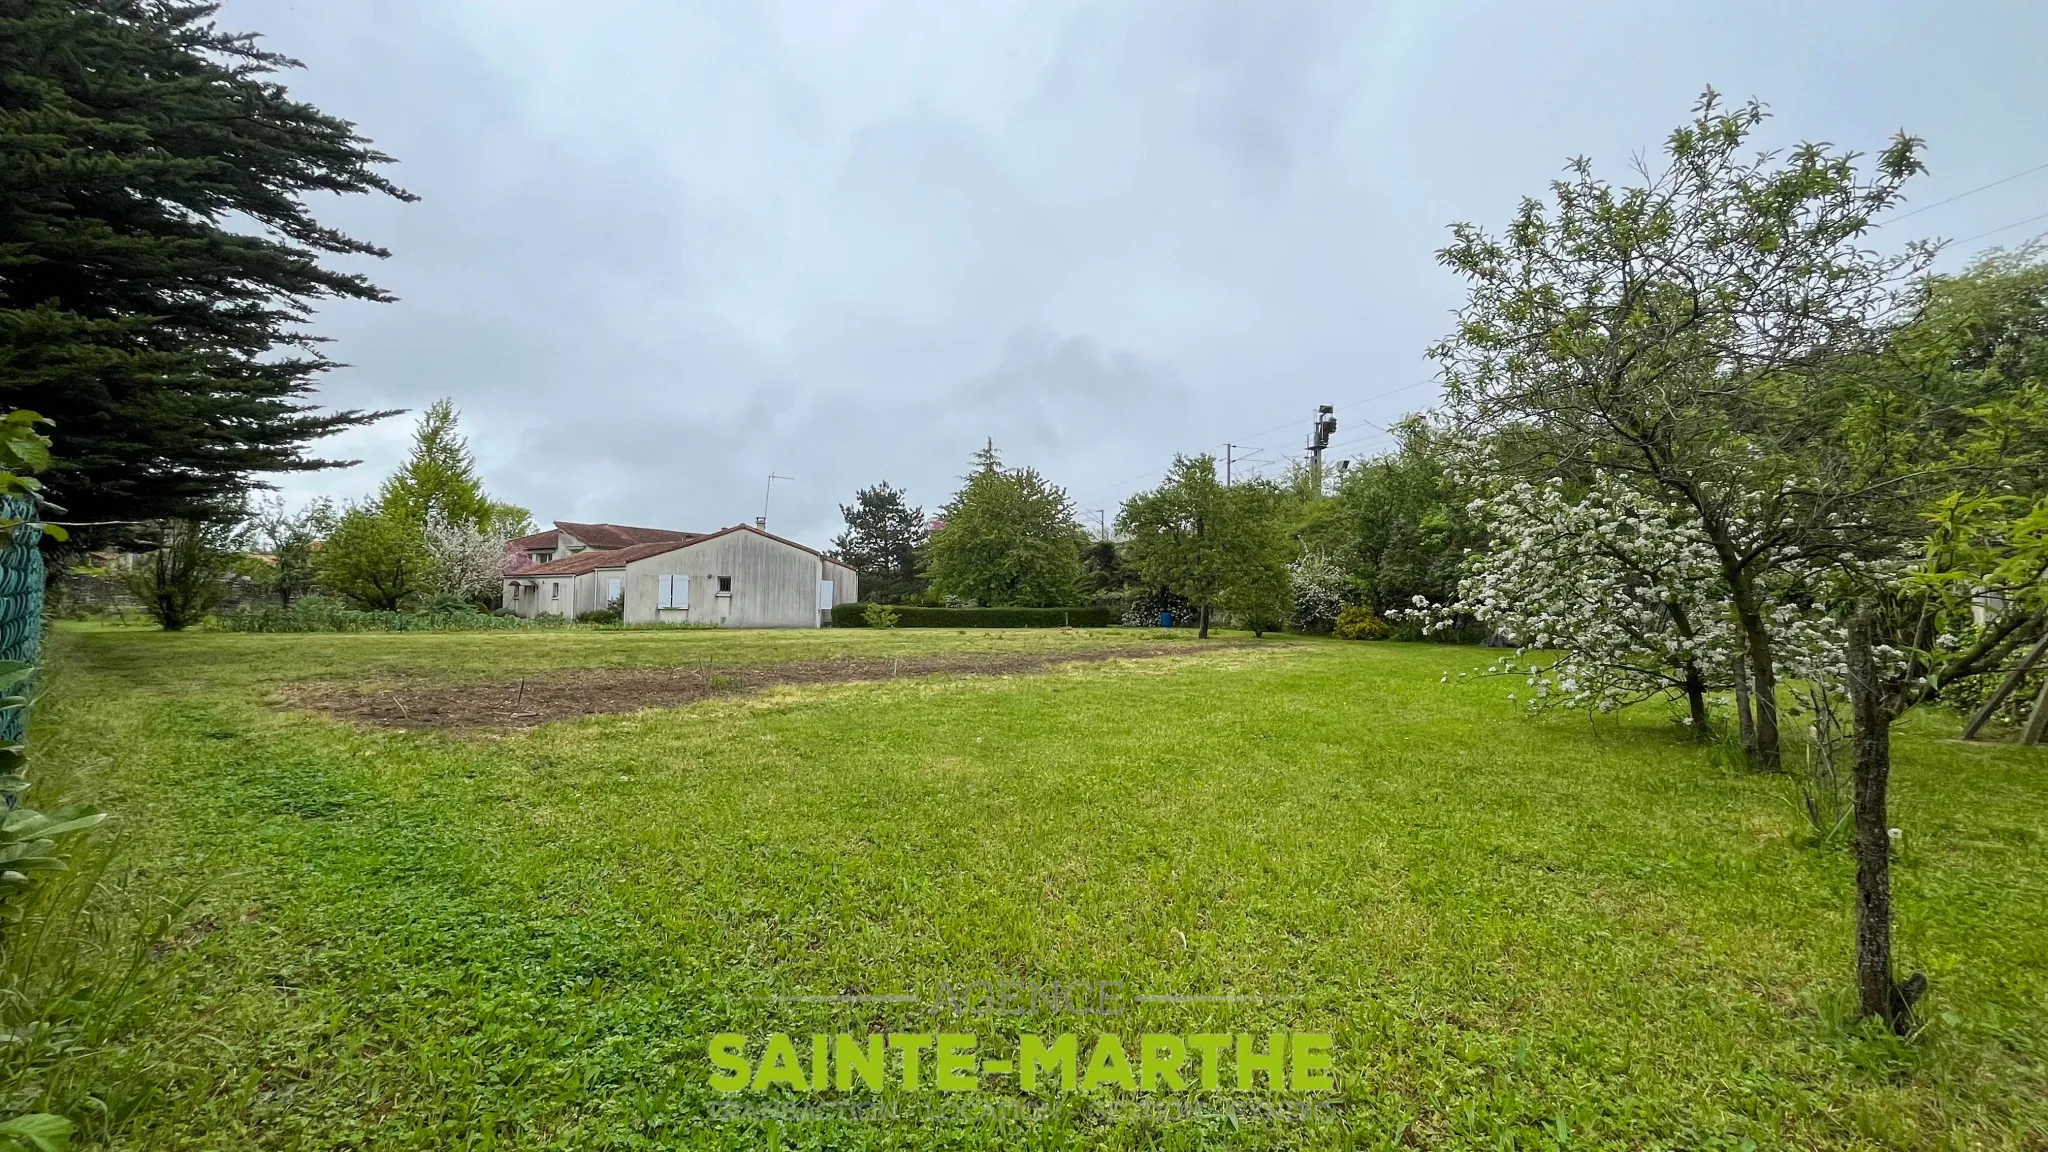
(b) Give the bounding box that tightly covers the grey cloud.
[229,0,2048,546]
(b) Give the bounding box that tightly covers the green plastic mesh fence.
[0,494,44,745]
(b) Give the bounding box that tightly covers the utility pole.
[1305,405,1336,489]
[1085,509,1107,542]
[1223,444,1266,486]
[759,472,793,529]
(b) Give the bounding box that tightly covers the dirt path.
[286,644,1250,730]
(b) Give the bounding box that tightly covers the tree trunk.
[1734,597,1782,771]
[1665,603,1711,740]
[1733,651,1757,758]
[1846,611,1923,1035]
[1963,631,2048,740]
[1198,603,1210,640]
[1683,662,1711,740]
[2023,672,2048,746]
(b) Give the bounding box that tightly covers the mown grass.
[34,624,2048,1149]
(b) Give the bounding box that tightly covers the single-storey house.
[502,523,858,627]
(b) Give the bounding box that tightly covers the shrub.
[1118,587,1194,628]
[576,607,621,625]
[215,595,567,633]
[1288,550,1350,633]
[315,504,431,610]
[122,519,236,630]
[861,603,900,629]
[1332,605,1392,640]
[831,604,1112,628]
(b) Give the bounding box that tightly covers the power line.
[1323,430,1396,456]
[1948,210,2048,247]
[1886,159,2048,223]
[1221,379,1434,453]
[1070,377,1440,506]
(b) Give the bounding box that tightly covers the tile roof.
[514,540,688,577]
[554,522,698,549]
[504,523,856,578]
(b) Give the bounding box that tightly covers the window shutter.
[657,574,673,608]
[676,574,690,609]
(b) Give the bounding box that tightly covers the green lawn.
[34,624,2048,1149]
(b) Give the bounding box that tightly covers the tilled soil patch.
[286,644,1243,730]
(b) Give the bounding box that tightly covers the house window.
[657,573,690,609]
[530,551,553,563]
[551,583,560,601]
[717,575,733,593]
[606,577,621,605]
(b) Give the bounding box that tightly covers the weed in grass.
[0,840,195,1138]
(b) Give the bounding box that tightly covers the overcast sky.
[234,0,2048,546]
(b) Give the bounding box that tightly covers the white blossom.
[423,513,515,600]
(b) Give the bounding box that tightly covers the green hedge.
[830,604,1113,628]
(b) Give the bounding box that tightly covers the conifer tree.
[379,400,491,529]
[830,481,927,603]
[0,0,412,528]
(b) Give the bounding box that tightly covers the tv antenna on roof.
[760,472,793,530]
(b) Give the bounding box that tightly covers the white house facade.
[502,524,858,627]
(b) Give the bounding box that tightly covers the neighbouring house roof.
[553,522,699,549]
[517,540,686,578]
[503,522,698,575]
[682,522,859,568]
[507,522,857,579]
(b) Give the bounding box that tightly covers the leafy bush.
[122,520,236,631]
[831,604,1112,628]
[861,603,900,629]
[576,607,621,625]
[1332,605,1392,640]
[215,595,566,633]
[314,504,431,610]
[1118,587,1195,628]
[1288,550,1350,633]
